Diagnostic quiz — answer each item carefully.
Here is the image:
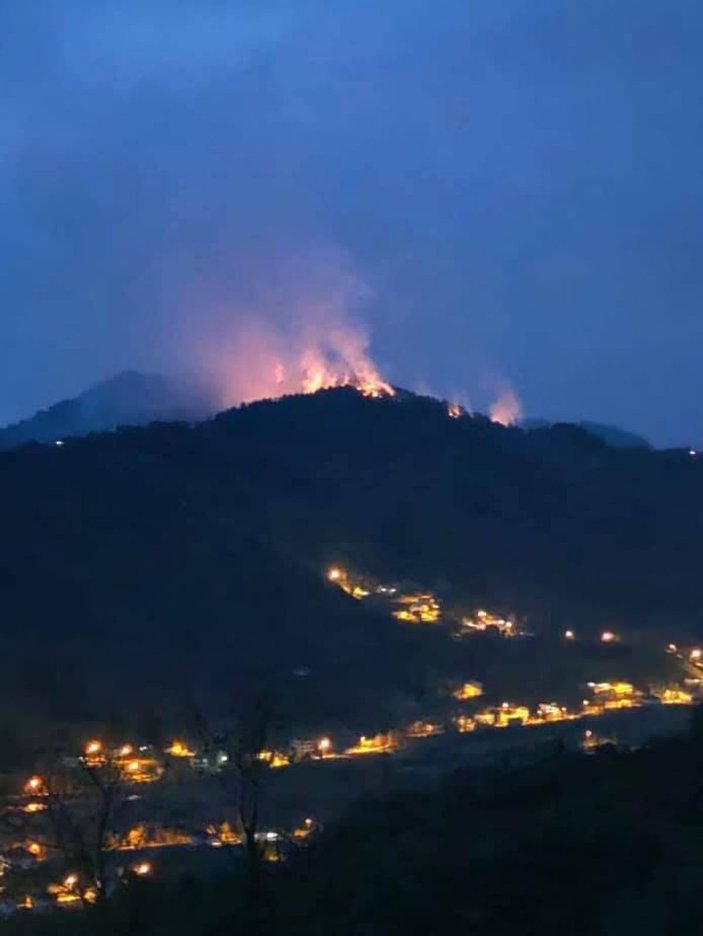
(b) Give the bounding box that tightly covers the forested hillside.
[2,387,702,728]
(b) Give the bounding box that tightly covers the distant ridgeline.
[0,383,700,731]
[522,418,651,450]
[0,371,217,450]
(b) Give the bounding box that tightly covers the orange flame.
[489,385,522,426]
[187,254,393,408]
[211,320,393,406]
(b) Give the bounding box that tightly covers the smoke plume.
[179,249,392,408]
[489,383,523,426]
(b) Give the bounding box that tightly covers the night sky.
[2,1,702,445]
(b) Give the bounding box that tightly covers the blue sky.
[2,1,702,444]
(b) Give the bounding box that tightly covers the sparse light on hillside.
[453,682,483,701]
[493,703,530,726]
[535,702,570,722]
[166,740,195,758]
[460,610,522,637]
[589,681,634,697]
[21,801,47,814]
[656,688,693,704]
[453,715,476,733]
[600,630,618,643]
[406,720,444,738]
[564,629,575,640]
[257,749,290,768]
[24,775,44,795]
[84,739,106,766]
[346,733,398,755]
[392,592,441,623]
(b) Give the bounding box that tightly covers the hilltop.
[1,386,702,740]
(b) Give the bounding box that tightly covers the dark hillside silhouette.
[0,371,216,450]
[2,387,703,723]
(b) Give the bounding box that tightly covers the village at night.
[4,2,703,933]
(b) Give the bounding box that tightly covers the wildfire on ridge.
[213,319,394,408]
[489,385,522,427]
[296,328,394,398]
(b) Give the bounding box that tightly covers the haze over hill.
[0,371,218,450]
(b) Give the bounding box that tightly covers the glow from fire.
[189,255,394,407]
[211,320,393,406]
[489,384,523,426]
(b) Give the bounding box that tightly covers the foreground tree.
[191,685,280,925]
[6,740,138,910]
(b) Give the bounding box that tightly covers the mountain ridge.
[0,370,218,450]
[1,386,700,735]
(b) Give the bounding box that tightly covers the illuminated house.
[326,567,370,599]
[115,824,194,851]
[474,710,497,727]
[474,703,531,728]
[290,738,319,759]
[23,776,46,796]
[586,681,642,710]
[453,681,484,701]
[345,733,399,755]
[291,737,333,759]
[589,681,636,697]
[452,715,476,733]
[654,687,694,705]
[495,703,530,727]
[206,822,241,847]
[119,756,163,784]
[292,817,318,840]
[391,593,441,624]
[257,750,290,768]
[83,739,106,767]
[405,721,444,738]
[165,740,196,759]
[460,610,521,637]
[535,702,570,722]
